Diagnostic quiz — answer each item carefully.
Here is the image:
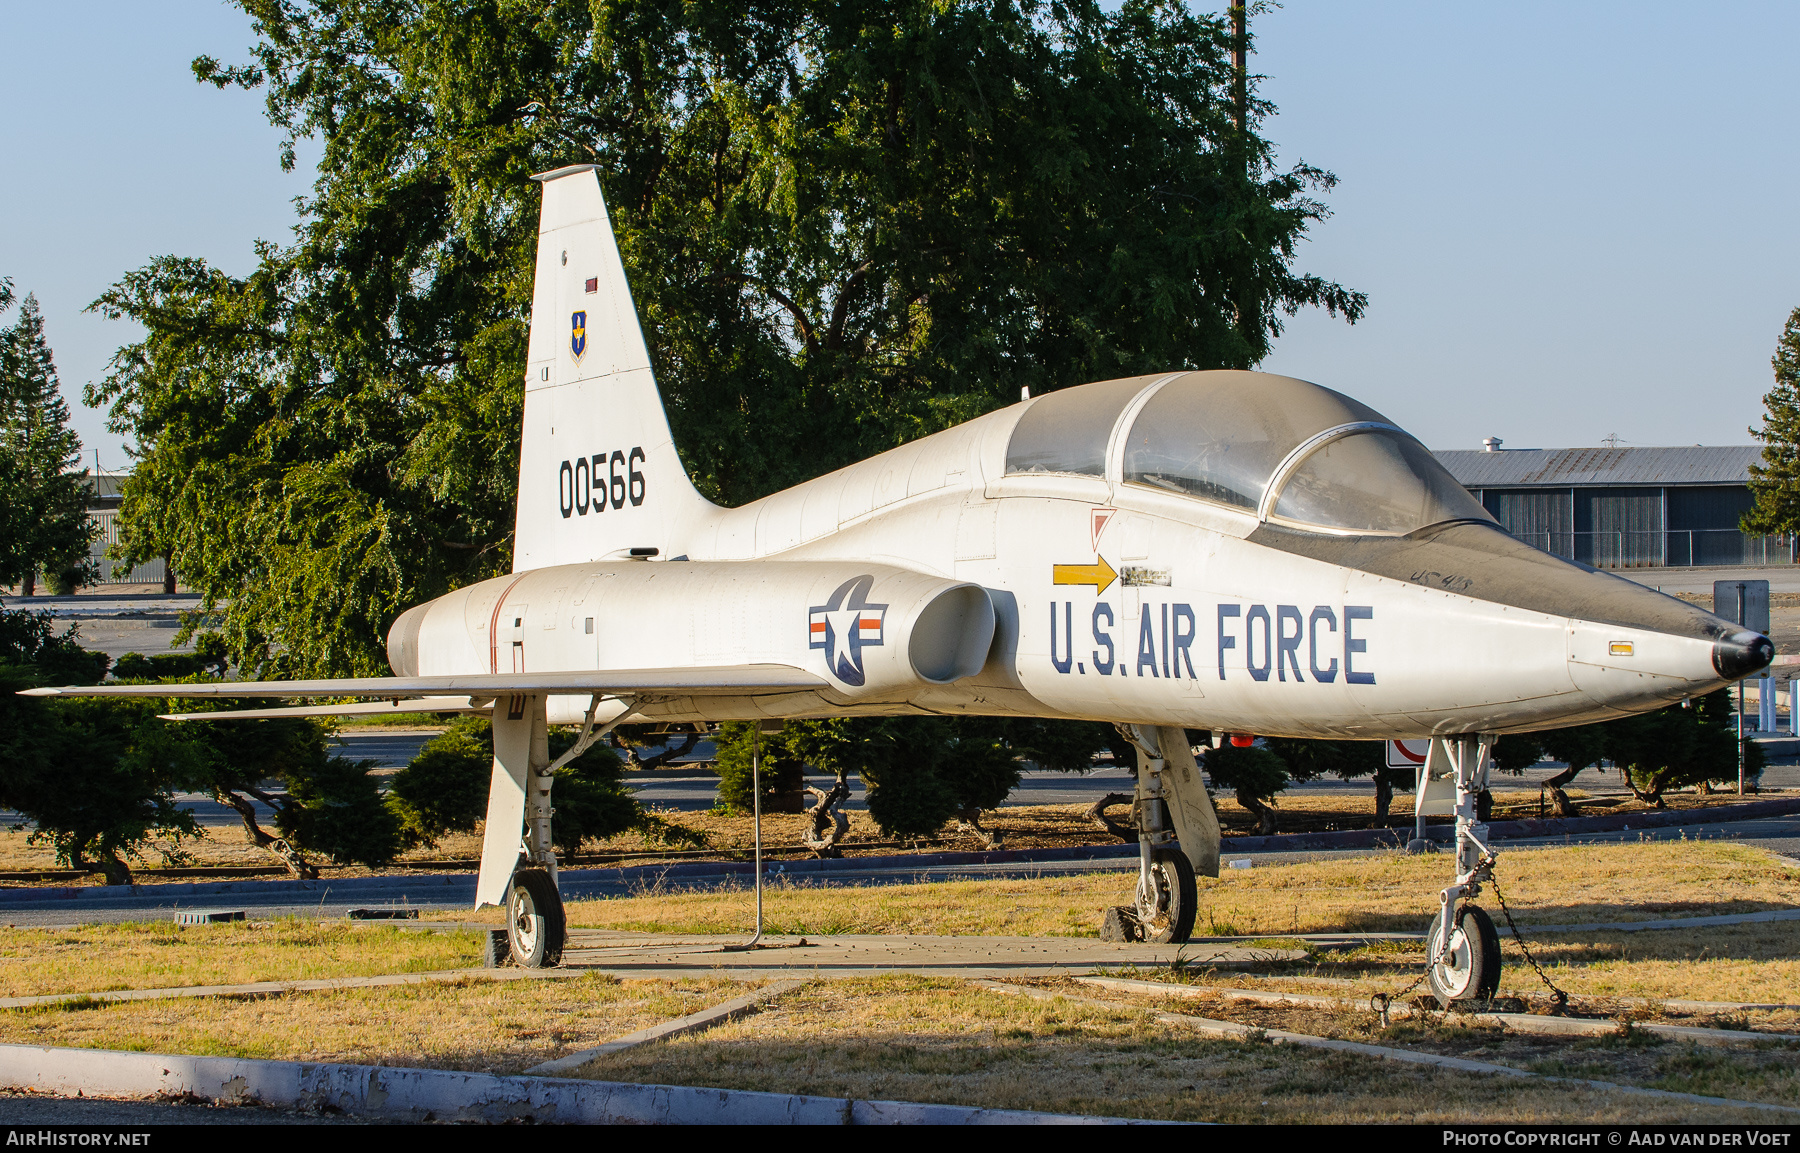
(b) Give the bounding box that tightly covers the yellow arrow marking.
[1052,556,1118,595]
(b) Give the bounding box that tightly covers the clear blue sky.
[3,2,1797,466]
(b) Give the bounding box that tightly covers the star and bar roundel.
[808,575,887,687]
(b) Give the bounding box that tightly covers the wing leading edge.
[19,664,825,704]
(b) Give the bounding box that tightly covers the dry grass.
[1220,921,1800,1008]
[572,974,1785,1122]
[435,839,1800,944]
[1036,977,1800,1113]
[1,964,1792,1120]
[0,921,482,998]
[0,974,747,1075]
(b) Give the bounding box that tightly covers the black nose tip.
[1713,631,1775,680]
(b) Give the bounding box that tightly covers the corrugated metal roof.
[1434,445,1761,488]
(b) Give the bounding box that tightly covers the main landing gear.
[480,692,626,969]
[507,866,566,968]
[1418,735,1504,1006]
[1103,724,1221,944]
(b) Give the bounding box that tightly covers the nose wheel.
[506,867,566,968]
[1427,904,1501,1005]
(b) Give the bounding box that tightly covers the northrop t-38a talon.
[28,165,1773,999]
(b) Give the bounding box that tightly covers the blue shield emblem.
[570,311,587,360]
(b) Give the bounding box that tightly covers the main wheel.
[506,867,566,968]
[1427,904,1501,1006]
[1135,849,1197,944]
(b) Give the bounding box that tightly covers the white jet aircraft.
[27,165,1773,1002]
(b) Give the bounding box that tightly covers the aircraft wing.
[154,697,486,722]
[19,664,825,704]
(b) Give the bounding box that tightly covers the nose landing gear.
[1421,734,1503,1007]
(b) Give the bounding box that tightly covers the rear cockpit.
[1005,370,1494,537]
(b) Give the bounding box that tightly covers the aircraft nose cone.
[1712,631,1775,681]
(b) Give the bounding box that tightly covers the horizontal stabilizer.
[21,664,824,701]
[159,696,484,722]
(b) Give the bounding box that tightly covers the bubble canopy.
[1003,370,1492,536]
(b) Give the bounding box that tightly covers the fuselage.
[390,370,1770,738]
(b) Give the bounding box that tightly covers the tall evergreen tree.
[0,287,95,596]
[1746,306,1800,535]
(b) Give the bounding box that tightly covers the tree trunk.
[1621,770,1665,809]
[630,732,699,771]
[162,559,176,595]
[217,790,317,878]
[21,571,34,597]
[1374,774,1393,821]
[1541,764,1582,817]
[954,804,1002,848]
[1085,793,1136,840]
[1236,787,1277,835]
[802,770,851,858]
[98,851,131,887]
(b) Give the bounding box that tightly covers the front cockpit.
[1003,370,1771,690]
[1005,370,1494,537]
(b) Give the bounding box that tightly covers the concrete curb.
[523,980,806,1075]
[0,1043,1162,1125]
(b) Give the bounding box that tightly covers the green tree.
[1200,741,1289,835]
[86,0,1363,678]
[0,286,95,596]
[387,716,646,855]
[1747,306,1800,535]
[1259,735,1404,818]
[387,718,495,848]
[165,699,401,875]
[1603,690,1757,806]
[0,609,188,885]
[544,730,641,856]
[712,723,807,814]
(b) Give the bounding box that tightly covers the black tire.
[506,867,566,968]
[1138,850,1197,944]
[1427,904,1502,1006]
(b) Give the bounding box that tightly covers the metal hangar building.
[1433,443,1789,570]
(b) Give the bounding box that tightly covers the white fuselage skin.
[394,399,1743,739]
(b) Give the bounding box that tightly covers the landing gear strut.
[479,692,628,969]
[1115,724,1214,944]
[1423,734,1503,1006]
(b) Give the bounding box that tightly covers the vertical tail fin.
[512,165,713,571]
